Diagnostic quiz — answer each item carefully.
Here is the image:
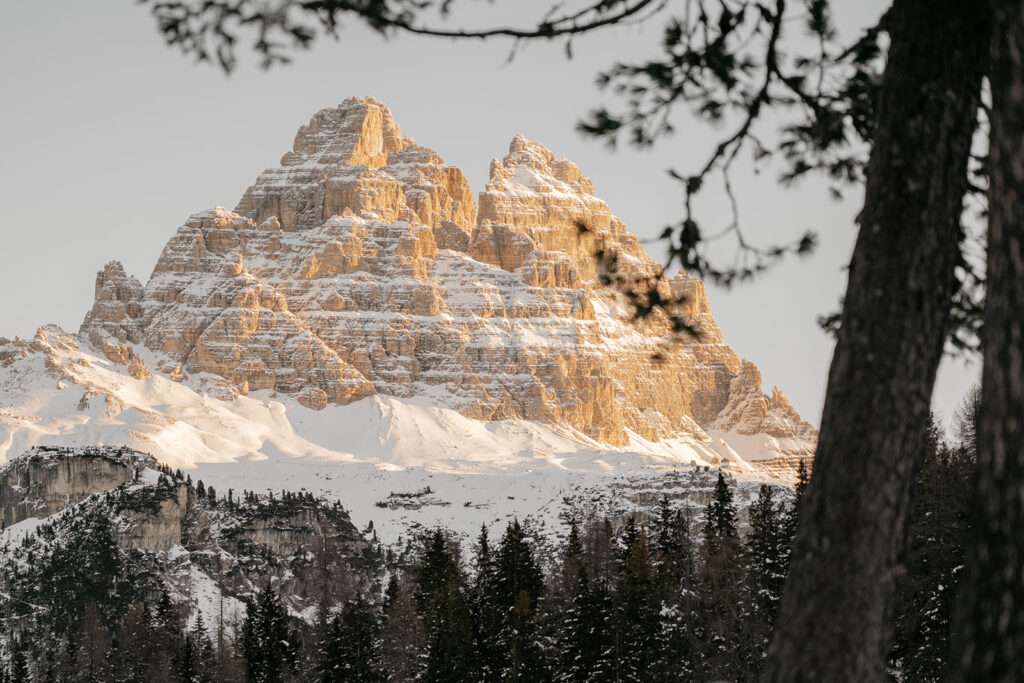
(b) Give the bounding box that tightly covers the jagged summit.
[234,96,476,236]
[0,97,813,484]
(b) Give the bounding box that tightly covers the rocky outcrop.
[79,97,814,454]
[80,261,144,365]
[712,361,816,439]
[234,96,476,235]
[0,447,375,617]
[0,446,153,527]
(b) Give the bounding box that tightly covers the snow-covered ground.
[0,327,808,543]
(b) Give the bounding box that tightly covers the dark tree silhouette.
[950,3,1024,679]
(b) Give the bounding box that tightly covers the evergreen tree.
[118,601,157,681]
[380,574,424,682]
[558,519,586,596]
[610,518,660,682]
[39,509,124,635]
[318,598,382,682]
[413,530,477,682]
[190,614,217,682]
[493,519,548,681]
[745,484,786,675]
[698,472,748,681]
[555,561,613,683]
[173,631,200,683]
[8,645,29,683]
[240,585,297,683]
[75,602,114,683]
[888,415,972,681]
[584,518,616,587]
[703,473,739,553]
[553,519,589,683]
[469,525,502,679]
[650,503,698,681]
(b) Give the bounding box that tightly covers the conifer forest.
[0,406,975,682]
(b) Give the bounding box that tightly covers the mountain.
[0,96,814,542]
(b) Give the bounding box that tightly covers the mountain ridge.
[75,96,814,453]
[0,97,814,541]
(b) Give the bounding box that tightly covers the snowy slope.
[0,326,807,543]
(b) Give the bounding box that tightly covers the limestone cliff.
[0,447,376,618]
[77,96,815,456]
[0,446,151,527]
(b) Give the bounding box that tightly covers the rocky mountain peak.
[285,95,407,170]
[491,134,596,196]
[80,260,144,364]
[234,96,476,235]
[67,97,815,469]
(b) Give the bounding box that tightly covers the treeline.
[0,412,975,682]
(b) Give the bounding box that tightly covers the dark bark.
[950,3,1024,679]
[762,1,990,680]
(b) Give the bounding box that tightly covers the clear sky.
[0,1,979,429]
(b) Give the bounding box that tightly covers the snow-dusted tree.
[492,519,548,681]
[380,574,424,683]
[888,415,971,681]
[468,525,502,679]
[609,518,660,682]
[745,485,786,674]
[412,529,477,681]
[240,585,298,683]
[651,500,699,681]
[317,598,383,682]
[698,472,748,680]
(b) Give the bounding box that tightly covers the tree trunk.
[950,2,1024,679]
[762,0,990,680]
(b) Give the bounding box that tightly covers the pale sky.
[0,1,979,429]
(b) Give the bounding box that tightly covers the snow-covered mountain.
[0,96,815,541]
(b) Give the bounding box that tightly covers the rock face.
[80,261,145,365]
[79,96,815,451]
[0,446,153,527]
[0,447,375,619]
[234,97,476,236]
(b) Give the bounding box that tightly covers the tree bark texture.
[762,0,990,680]
[951,2,1024,679]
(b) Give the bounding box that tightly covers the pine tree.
[115,601,157,681]
[610,518,659,682]
[554,539,613,683]
[650,503,698,681]
[559,519,585,595]
[8,645,29,683]
[745,484,786,675]
[888,414,972,681]
[173,631,200,683]
[191,614,217,682]
[413,530,477,682]
[380,574,423,682]
[703,473,739,554]
[469,525,502,679]
[493,519,548,681]
[40,508,123,635]
[76,602,114,683]
[652,497,678,581]
[240,585,298,683]
[780,460,810,552]
[698,472,748,681]
[553,519,589,682]
[318,598,382,682]
[584,518,616,587]
[154,590,185,644]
